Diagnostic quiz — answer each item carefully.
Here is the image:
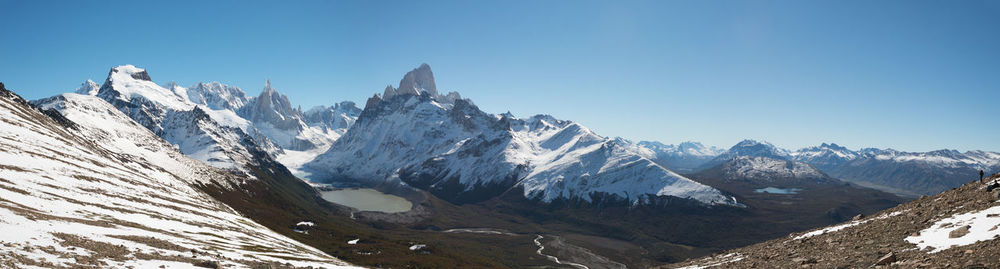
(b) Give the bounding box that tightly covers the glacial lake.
[753,187,802,194]
[320,188,412,213]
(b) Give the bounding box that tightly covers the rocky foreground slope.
[662,173,1000,268]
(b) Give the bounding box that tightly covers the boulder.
[949,225,971,238]
[875,252,896,266]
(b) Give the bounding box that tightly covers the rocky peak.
[74,79,100,95]
[109,65,152,81]
[239,80,301,129]
[397,63,437,97]
[382,85,397,99]
[186,81,250,110]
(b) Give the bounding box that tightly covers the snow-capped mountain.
[717,139,792,160]
[635,141,724,173]
[717,156,833,184]
[73,79,100,95]
[226,81,361,177]
[698,139,794,170]
[183,81,251,110]
[237,80,327,151]
[303,101,362,131]
[0,83,355,268]
[792,144,1000,196]
[686,139,834,186]
[305,64,736,206]
[790,142,860,169]
[82,65,279,173]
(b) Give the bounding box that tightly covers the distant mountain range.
[638,140,1000,197]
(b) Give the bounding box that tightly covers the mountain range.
[640,140,1000,197]
[3,63,996,268]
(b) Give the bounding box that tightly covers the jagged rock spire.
[397,63,437,97]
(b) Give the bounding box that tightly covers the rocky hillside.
[662,173,1000,268]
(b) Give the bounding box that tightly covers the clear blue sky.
[1,0,998,152]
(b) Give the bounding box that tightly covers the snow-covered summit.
[96,65,193,111]
[185,81,250,110]
[74,79,100,95]
[725,139,793,159]
[698,139,793,170]
[791,142,861,168]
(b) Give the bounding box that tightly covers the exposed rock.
[74,80,100,95]
[397,63,437,97]
[949,225,971,238]
[874,252,896,266]
[193,260,221,269]
[852,214,865,221]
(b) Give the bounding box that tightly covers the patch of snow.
[795,210,908,239]
[676,253,744,269]
[906,205,1000,253]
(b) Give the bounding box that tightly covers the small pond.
[320,188,412,213]
[753,187,802,194]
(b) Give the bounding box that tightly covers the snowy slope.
[306,64,735,206]
[0,85,356,268]
[719,156,831,183]
[73,79,100,95]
